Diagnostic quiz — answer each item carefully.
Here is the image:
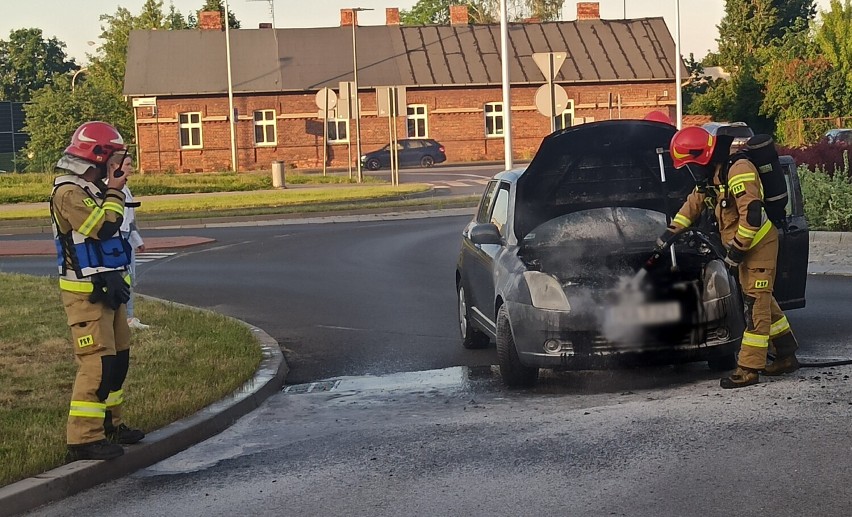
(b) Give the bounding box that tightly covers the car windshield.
[521,207,667,251]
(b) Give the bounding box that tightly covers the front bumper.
[504,296,743,370]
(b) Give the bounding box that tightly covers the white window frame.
[179,112,202,149]
[484,102,504,138]
[253,109,277,146]
[407,104,428,138]
[555,100,575,130]
[326,119,349,144]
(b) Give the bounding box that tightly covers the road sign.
[535,84,569,118]
[376,86,407,117]
[338,82,354,119]
[532,52,566,81]
[131,97,157,107]
[315,88,338,111]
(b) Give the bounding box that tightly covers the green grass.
[0,272,262,487]
[0,170,382,204]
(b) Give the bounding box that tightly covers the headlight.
[360,156,367,161]
[703,259,732,301]
[523,271,571,311]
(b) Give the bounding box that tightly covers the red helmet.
[670,126,716,168]
[643,110,673,125]
[64,121,126,164]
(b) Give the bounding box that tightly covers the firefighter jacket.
[665,159,777,267]
[50,171,131,295]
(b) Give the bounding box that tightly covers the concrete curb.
[0,297,288,517]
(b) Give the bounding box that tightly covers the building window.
[407,104,428,138]
[179,112,202,149]
[484,102,504,137]
[254,110,277,146]
[555,100,575,130]
[326,119,349,143]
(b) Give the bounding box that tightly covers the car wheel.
[458,285,490,349]
[496,305,539,388]
[707,353,737,371]
[420,155,435,167]
[366,158,381,171]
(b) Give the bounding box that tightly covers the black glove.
[89,271,130,310]
[724,247,746,272]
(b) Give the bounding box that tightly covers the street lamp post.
[499,0,513,170]
[675,0,682,129]
[224,0,238,172]
[350,7,373,183]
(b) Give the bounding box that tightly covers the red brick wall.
[134,81,676,173]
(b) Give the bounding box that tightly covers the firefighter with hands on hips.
[51,121,146,461]
[656,126,800,389]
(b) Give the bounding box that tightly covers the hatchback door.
[774,156,809,309]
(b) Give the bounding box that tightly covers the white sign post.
[532,52,567,132]
[315,88,338,176]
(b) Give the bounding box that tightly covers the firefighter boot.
[105,410,145,444]
[66,439,124,462]
[765,331,800,376]
[720,366,760,389]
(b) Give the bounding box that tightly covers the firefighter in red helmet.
[657,126,800,388]
[51,121,145,461]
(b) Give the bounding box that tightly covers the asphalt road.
[5,214,852,516]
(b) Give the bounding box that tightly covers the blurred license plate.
[606,302,681,326]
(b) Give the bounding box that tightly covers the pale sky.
[0,0,836,65]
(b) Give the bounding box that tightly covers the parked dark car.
[455,120,809,387]
[824,129,852,145]
[360,138,446,170]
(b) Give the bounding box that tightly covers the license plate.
[605,302,682,326]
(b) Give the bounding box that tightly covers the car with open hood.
[455,120,809,387]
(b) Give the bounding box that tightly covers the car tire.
[458,284,490,349]
[420,155,435,168]
[707,353,737,371]
[366,158,381,171]
[496,305,539,388]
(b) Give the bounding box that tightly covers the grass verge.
[0,272,262,487]
[0,171,383,204]
[0,184,432,221]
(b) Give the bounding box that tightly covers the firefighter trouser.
[62,291,131,445]
[735,240,798,370]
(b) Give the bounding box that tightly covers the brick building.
[123,2,685,173]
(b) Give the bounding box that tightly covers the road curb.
[0,298,288,517]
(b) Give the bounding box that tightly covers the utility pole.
[499,0,513,170]
[224,0,238,171]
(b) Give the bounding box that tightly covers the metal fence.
[779,116,852,147]
[0,101,28,172]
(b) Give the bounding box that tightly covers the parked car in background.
[361,139,447,170]
[455,120,810,388]
[823,129,852,145]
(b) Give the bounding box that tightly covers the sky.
[0,0,837,65]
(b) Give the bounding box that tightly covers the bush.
[780,141,852,177]
[799,151,852,231]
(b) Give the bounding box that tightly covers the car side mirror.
[469,223,502,245]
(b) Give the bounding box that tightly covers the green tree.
[815,0,852,84]
[400,0,561,25]
[0,28,77,102]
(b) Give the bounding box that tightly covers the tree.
[400,0,561,25]
[0,28,77,102]
[815,0,852,84]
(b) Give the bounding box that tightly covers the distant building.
[124,3,685,173]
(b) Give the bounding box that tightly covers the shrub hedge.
[798,151,852,231]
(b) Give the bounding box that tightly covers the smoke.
[601,274,651,344]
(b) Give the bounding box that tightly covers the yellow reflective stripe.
[737,225,757,239]
[770,316,791,337]
[728,173,756,187]
[102,201,124,215]
[673,214,691,227]
[79,207,105,236]
[69,401,106,418]
[742,332,769,349]
[59,278,94,293]
[106,390,124,407]
[123,274,132,286]
[749,220,773,249]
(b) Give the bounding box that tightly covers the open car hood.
[514,120,693,241]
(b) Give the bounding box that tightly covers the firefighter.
[656,126,800,389]
[51,121,145,461]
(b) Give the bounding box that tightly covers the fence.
[779,116,852,147]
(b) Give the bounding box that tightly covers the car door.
[399,140,419,166]
[774,156,809,309]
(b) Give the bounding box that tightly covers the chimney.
[386,7,400,26]
[259,22,272,29]
[340,8,358,27]
[577,2,600,20]
[199,10,223,30]
[450,4,469,26]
